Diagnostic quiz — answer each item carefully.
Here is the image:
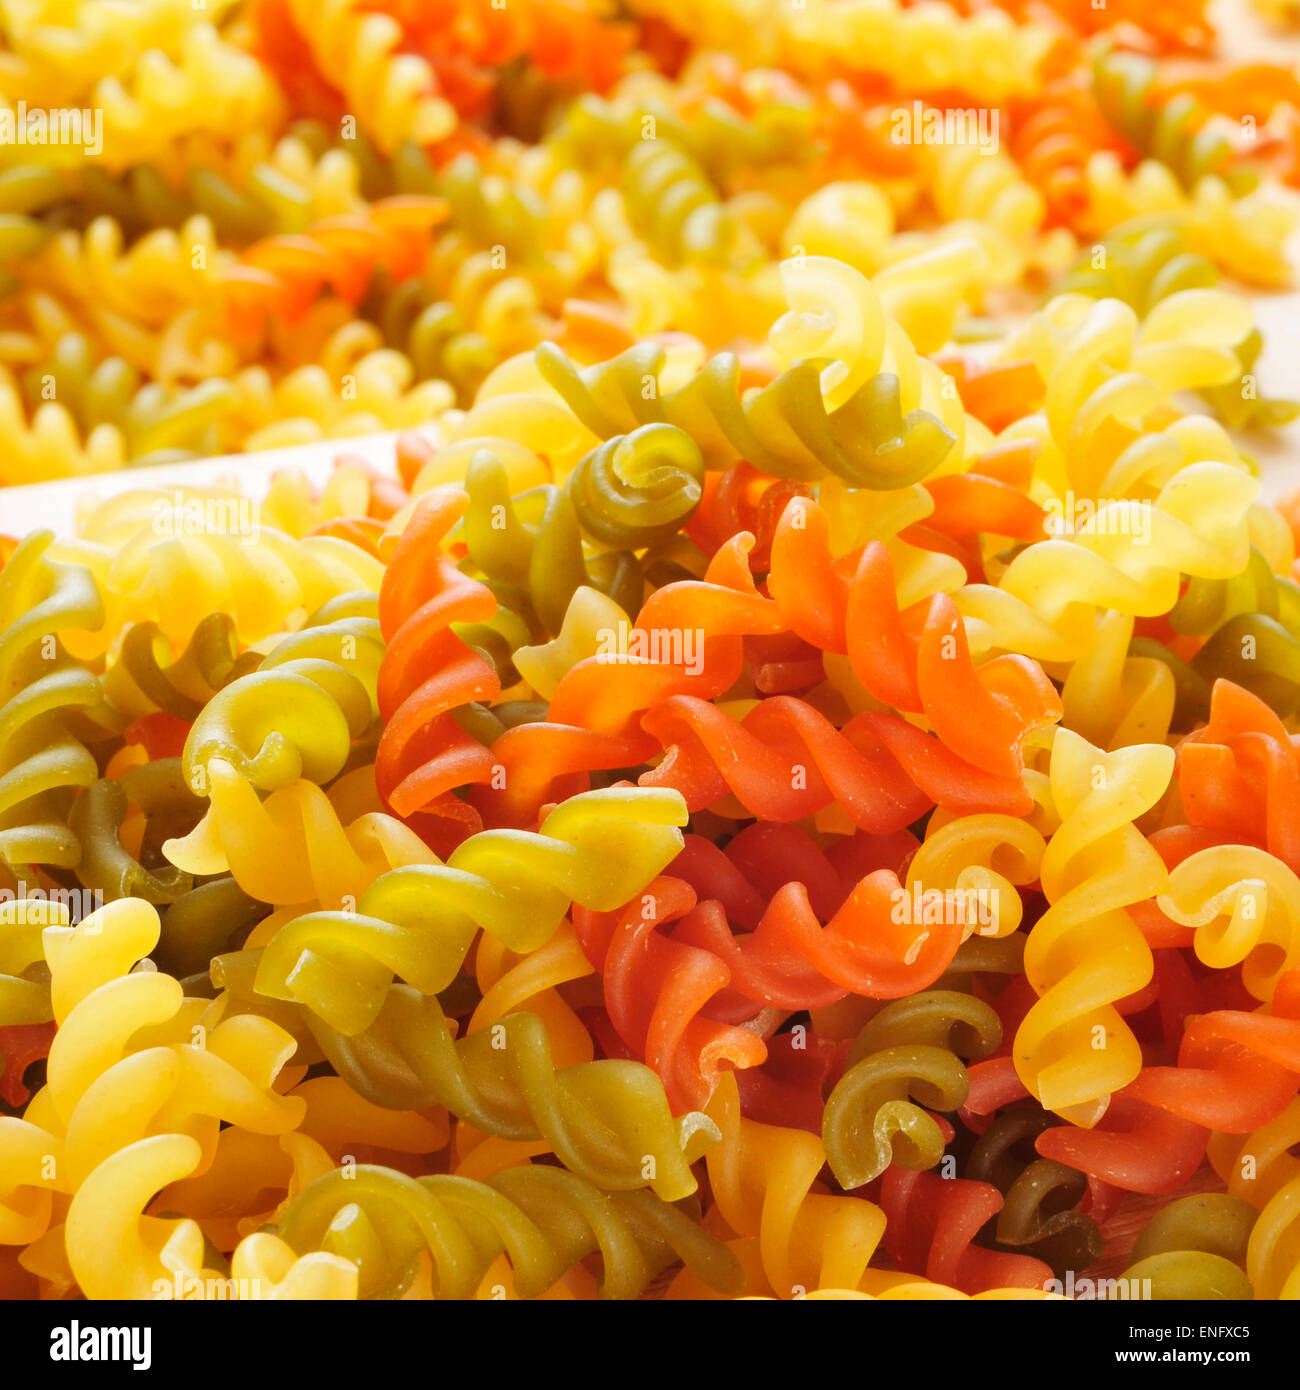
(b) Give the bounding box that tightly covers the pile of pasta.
[2,0,1300,1303]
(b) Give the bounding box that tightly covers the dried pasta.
[1,0,1299,1314]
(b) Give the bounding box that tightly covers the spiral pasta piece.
[2,15,283,171]
[52,499,385,660]
[244,785,688,1033]
[1053,219,1218,316]
[958,460,1258,663]
[1010,84,1129,228]
[1092,54,1257,196]
[162,760,435,910]
[767,498,1062,782]
[963,1102,1105,1277]
[1121,1193,1256,1299]
[1247,1173,1300,1299]
[577,814,1041,1112]
[3,0,1300,1314]
[220,197,449,339]
[823,990,1003,1188]
[1081,153,1298,286]
[879,1164,1055,1294]
[181,606,383,795]
[566,423,706,550]
[630,0,1060,102]
[477,534,786,824]
[459,446,644,644]
[102,613,255,722]
[0,534,105,876]
[1174,681,1300,867]
[275,1161,741,1299]
[1013,729,1173,1126]
[666,1073,890,1298]
[68,765,198,905]
[374,488,502,845]
[295,985,719,1200]
[1156,846,1300,1003]
[0,899,68,1028]
[533,321,963,490]
[620,137,746,268]
[0,898,306,1298]
[276,0,457,153]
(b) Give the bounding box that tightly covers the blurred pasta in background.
[1,0,1300,1307]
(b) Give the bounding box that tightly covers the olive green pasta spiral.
[1167,547,1300,636]
[289,983,717,1201]
[964,1101,1102,1278]
[996,1161,1100,1280]
[1121,1194,1257,1299]
[938,934,1028,993]
[1180,614,1300,718]
[156,876,267,986]
[362,280,499,405]
[552,86,813,184]
[18,333,237,467]
[69,764,199,905]
[1052,220,1218,317]
[1092,54,1257,196]
[243,786,689,1034]
[0,534,106,876]
[1170,549,1300,641]
[436,154,549,268]
[823,990,1002,1189]
[620,137,747,267]
[1052,229,1294,431]
[77,161,279,243]
[460,447,644,648]
[450,699,555,749]
[565,423,705,550]
[181,600,383,795]
[103,613,258,722]
[362,162,552,403]
[1165,556,1300,718]
[275,1162,743,1300]
[76,120,441,241]
[1198,329,1300,432]
[535,341,955,488]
